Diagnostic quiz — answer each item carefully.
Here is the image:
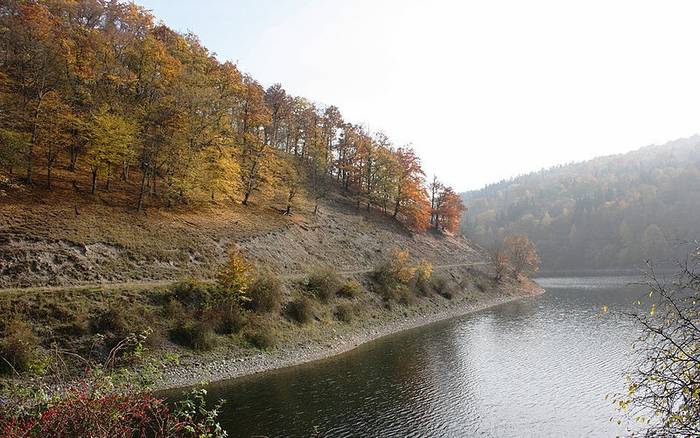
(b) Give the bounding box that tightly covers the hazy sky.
[137,0,700,191]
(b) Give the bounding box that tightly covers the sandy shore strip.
[158,283,544,391]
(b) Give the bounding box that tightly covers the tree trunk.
[91,169,97,195]
[26,143,34,185]
[47,164,52,191]
[137,170,147,211]
[69,146,78,171]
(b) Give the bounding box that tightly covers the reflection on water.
[193,277,646,437]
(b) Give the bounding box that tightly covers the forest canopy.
[462,136,700,270]
[0,0,463,233]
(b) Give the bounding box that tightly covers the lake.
[192,276,647,437]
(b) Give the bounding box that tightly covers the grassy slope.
[0,167,540,387]
[0,164,484,288]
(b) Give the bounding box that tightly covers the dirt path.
[0,262,489,294]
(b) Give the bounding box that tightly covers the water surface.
[195,277,645,437]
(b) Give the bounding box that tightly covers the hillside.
[0,182,482,289]
[461,136,700,271]
[0,177,542,391]
[0,0,543,397]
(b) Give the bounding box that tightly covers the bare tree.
[504,235,540,277]
[616,243,700,436]
[490,242,510,282]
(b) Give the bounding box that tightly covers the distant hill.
[461,136,700,272]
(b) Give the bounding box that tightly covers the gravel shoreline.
[158,282,544,391]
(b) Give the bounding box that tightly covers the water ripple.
[203,278,644,437]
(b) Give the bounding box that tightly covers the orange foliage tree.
[0,0,468,235]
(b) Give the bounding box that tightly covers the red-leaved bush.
[0,384,226,438]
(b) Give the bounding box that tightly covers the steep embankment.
[0,191,483,288]
[0,191,541,389]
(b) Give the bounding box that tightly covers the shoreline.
[157,281,544,392]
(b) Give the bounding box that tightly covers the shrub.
[372,249,417,302]
[287,297,314,324]
[216,249,253,302]
[164,298,186,319]
[247,273,283,313]
[170,280,217,309]
[432,276,453,299]
[304,267,342,302]
[431,276,448,294]
[334,303,354,323]
[337,280,363,299]
[0,385,227,438]
[0,320,39,375]
[245,322,277,350]
[63,312,90,336]
[212,304,247,335]
[414,259,433,295]
[169,320,217,351]
[91,307,129,337]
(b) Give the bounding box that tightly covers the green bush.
[337,280,363,299]
[0,320,39,375]
[212,304,247,335]
[247,273,283,313]
[245,321,277,350]
[287,297,314,324]
[334,303,354,323]
[169,320,217,351]
[91,307,129,337]
[164,298,186,319]
[171,280,214,309]
[432,276,453,299]
[304,267,342,302]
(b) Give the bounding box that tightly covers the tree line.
[462,136,700,270]
[0,0,464,232]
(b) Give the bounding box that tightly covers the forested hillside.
[0,0,463,233]
[461,136,700,271]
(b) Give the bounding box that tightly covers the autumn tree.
[84,108,137,194]
[275,154,304,215]
[238,76,271,205]
[264,83,292,150]
[34,91,75,190]
[503,234,540,276]
[0,0,452,237]
[431,179,466,233]
[429,176,443,227]
[391,147,430,231]
[490,242,510,282]
[0,2,65,184]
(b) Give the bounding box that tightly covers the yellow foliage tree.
[217,249,254,302]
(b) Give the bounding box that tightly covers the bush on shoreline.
[337,280,363,299]
[169,320,217,351]
[303,267,343,302]
[334,303,355,323]
[246,272,284,313]
[0,320,39,375]
[245,320,278,350]
[287,297,315,324]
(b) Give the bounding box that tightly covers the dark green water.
[183,276,645,437]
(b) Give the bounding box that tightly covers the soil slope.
[0,191,486,288]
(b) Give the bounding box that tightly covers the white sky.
[138,0,700,191]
